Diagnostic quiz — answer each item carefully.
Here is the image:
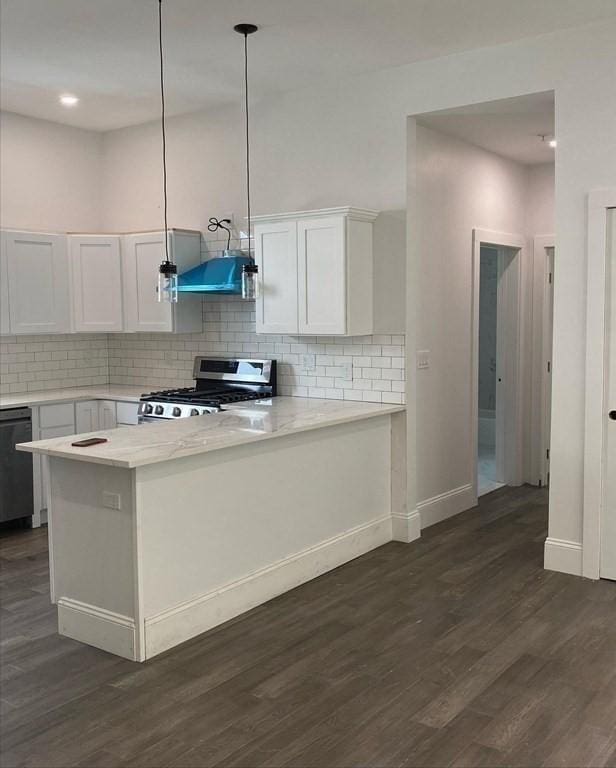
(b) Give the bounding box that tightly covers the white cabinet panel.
[252,208,377,337]
[98,400,118,430]
[71,236,123,332]
[254,221,298,334]
[4,231,70,334]
[116,401,139,426]
[0,236,10,335]
[75,400,99,433]
[39,402,75,429]
[297,216,346,335]
[122,230,202,333]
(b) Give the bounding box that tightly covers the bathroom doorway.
[472,230,525,497]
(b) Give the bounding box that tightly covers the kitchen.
[2,2,616,766]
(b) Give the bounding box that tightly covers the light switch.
[417,350,430,370]
[102,491,121,510]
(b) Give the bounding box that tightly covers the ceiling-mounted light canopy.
[234,23,259,300]
[59,94,79,107]
[156,0,177,303]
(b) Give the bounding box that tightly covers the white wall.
[527,163,556,235]
[413,125,532,507]
[0,111,102,232]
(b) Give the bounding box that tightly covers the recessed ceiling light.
[539,134,556,149]
[549,138,557,148]
[59,94,79,107]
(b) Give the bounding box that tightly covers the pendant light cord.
[158,0,170,264]
[242,32,252,251]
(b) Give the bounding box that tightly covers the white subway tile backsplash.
[1,284,405,404]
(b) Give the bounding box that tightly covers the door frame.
[471,229,526,500]
[583,189,616,579]
[531,235,556,486]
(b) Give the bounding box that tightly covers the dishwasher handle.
[0,407,32,423]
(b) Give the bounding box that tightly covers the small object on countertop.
[71,437,108,447]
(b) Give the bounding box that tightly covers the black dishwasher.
[0,408,33,523]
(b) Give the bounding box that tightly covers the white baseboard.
[57,598,136,660]
[418,484,475,529]
[544,537,583,576]
[144,515,393,659]
[391,509,421,543]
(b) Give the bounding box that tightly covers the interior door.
[71,236,123,332]
[5,231,71,334]
[542,247,555,485]
[602,208,616,580]
[495,246,521,486]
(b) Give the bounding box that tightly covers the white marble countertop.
[17,396,405,469]
[0,385,150,409]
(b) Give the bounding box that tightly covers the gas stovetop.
[138,357,277,421]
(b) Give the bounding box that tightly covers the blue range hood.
[177,251,253,295]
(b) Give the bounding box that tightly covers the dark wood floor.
[1,485,615,768]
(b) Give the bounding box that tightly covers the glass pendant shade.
[241,263,259,299]
[158,261,178,303]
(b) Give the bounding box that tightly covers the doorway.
[602,207,616,580]
[472,230,525,499]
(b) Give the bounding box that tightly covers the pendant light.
[156,0,178,303]
[234,23,259,300]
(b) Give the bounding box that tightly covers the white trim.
[391,509,421,542]
[583,189,616,580]
[471,229,526,502]
[544,537,583,577]
[143,514,392,659]
[57,598,137,661]
[251,207,379,224]
[417,484,475,529]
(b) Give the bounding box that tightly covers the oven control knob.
[155,405,164,415]
[190,408,200,416]
[144,403,153,414]
[172,407,182,417]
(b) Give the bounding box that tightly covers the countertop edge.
[17,403,405,469]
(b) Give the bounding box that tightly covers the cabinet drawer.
[116,401,139,425]
[39,403,75,429]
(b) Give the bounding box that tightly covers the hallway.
[1,486,615,767]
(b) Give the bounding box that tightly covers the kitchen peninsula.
[18,397,411,661]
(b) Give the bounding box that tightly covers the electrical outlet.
[302,354,316,372]
[102,491,121,510]
[416,350,430,370]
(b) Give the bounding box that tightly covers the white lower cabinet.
[34,403,77,526]
[98,400,118,429]
[253,207,377,336]
[75,400,100,433]
[115,401,139,426]
[70,236,124,332]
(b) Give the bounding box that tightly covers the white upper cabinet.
[253,208,377,336]
[3,230,71,334]
[254,221,298,334]
[0,236,10,335]
[122,229,202,333]
[70,235,123,332]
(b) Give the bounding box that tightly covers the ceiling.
[416,92,556,165]
[1,0,614,132]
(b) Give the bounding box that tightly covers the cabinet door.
[75,400,100,434]
[122,233,173,332]
[116,401,139,426]
[254,221,298,334]
[71,236,123,332]
[40,423,77,515]
[0,235,10,335]
[4,231,71,334]
[98,400,117,430]
[297,216,346,335]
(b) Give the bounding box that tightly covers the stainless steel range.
[138,357,277,422]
